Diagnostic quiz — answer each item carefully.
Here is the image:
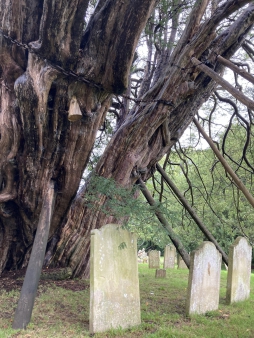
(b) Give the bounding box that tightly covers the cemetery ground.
[0,265,254,338]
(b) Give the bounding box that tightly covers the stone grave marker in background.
[89,224,140,334]
[137,248,148,263]
[186,242,221,316]
[155,269,166,278]
[226,236,252,305]
[177,255,188,269]
[163,245,176,269]
[148,250,160,269]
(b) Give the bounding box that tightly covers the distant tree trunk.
[49,2,254,277]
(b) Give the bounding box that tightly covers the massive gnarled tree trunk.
[0,0,156,273]
[1,0,254,277]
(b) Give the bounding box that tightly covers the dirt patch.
[0,268,89,293]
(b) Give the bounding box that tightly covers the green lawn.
[0,265,254,337]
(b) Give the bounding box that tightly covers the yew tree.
[1,0,254,277]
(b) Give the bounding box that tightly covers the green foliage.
[85,175,176,251]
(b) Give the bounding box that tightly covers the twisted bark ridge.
[0,0,254,276]
[0,0,156,272]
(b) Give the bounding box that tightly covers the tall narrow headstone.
[89,224,141,334]
[148,250,160,268]
[186,242,221,315]
[226,237,252,304]
[163,245,176,269]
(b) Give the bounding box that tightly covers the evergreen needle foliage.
[85,175,178,250]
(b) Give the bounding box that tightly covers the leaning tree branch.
[217,55,254,85]
[191,57,254,110]
[13,180,57,329]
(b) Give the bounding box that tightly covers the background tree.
[1,0,254,277]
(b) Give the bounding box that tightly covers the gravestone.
[163,245,176,269]
[148,250,160,269]
[155,269,166,278]
[226,236,252,304]
[89,224,141,334]
[186,242,221,316]
[177,255,188,269]
[137,248,148,263]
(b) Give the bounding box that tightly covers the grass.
[0,265,254,337]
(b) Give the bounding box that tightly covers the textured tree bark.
[0,0,156,274]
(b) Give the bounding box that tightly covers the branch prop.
[191,57,254,110]
[193,118,254,209]
[12,180,57,329]
[217,55,254,85]
[156,163,228,265]
[138,178,190,268]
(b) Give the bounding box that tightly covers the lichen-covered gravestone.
[177,255,188,269]
[186,242,221,315]
[89,224,141,334]
[148,250,160,269]
[226,236,252,305]
[163,245,176,269]
[155,269,166,278]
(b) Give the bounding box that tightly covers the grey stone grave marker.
[177,255,188,269]
[89,224,141,334]
[186,242,221,315]
[137,248,148,263]
[163,245,176,269]
[226,236,252,304]
[155,269,166,278]
[148,250,160,269]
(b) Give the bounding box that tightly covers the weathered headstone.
[177,255,188,269]
[155,269,166,278]
[137,248,148,263]
[89,224,141,334]
[163,245,176,269]
[148,250,160,269]
[226,236,252,304]
[186,242,222,316]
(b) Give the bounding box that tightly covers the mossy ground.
[0,265,253,337]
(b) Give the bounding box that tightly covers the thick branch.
[217,55,254,85]
[79,0,157,93]
[191,57,254,110]
[31,0,90,64]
